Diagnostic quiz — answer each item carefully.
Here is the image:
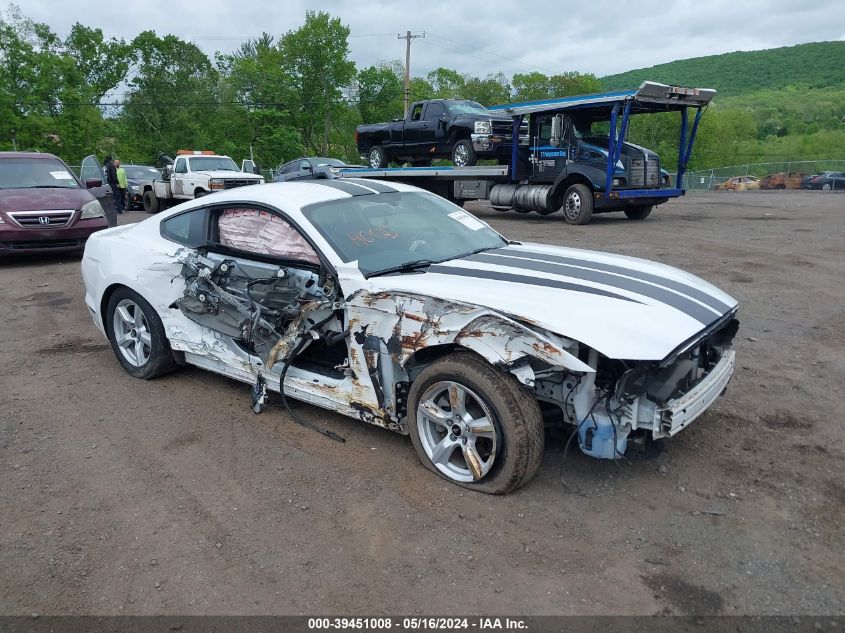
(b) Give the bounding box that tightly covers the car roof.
[0,151,61,160]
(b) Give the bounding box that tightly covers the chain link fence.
[676,160,845,192]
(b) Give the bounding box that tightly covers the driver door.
[79,155,117,227]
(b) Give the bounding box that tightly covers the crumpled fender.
[451,314,593,387]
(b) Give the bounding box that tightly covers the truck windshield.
[0,157,80,190]
[188,156,240,172]
[446,101,490,116]
[302,191,506,276]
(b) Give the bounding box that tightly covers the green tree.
[463,72,510,106]
[279,11,356,155]
[426,67,465,99]
[355,61,403,123]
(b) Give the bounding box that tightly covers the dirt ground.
[0,191,842,616]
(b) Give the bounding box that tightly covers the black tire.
[106,287,177,380]
[368,145,388,168]
[407,351,544,494]
[562,183,593,225]
[142,190,159,214]
[451,139,477,167]
[624,205,653,220]
[195,189,207,198]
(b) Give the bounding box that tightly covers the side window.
[216,207,320,265]
[162,208,208,247]
[280,162,297,174]
[174,158,187,174]
[424,103,445,121]
[410,103,424,121]
[300,160,312,171]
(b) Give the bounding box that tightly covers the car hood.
[0,187,93,212]
[193,170,263,180]
[363,242,737,361]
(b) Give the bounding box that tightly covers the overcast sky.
[16,0,845,78]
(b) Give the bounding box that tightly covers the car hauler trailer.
[336,81,715,224]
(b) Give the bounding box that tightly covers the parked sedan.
[802,171,845,190]
[274,157,363,182]
[82,180,738,493]
[0,152,114,256]
[123,164,163,209]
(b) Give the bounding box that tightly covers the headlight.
[80,199,105,219]
[209,178,225,190]
[474,121,492,134]
[612,178,621,187]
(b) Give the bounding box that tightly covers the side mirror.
[85,178,102,188]
[302,164,313,171]
[550,115,563,147]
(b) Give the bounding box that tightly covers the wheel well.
[552,173,595,199]
[99,283,126,335]
[194,187,207,197]
[142,185,152,193]
[403,344,460,381]
[450,128,471,144]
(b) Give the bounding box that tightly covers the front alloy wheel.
[106,287,176,379]
[113,299,151,368]
[407,351,544,494]
[417,381,498,482]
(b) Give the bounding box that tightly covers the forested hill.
[600,41,845,96]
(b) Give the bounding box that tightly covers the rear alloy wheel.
[408,352,544,494]
[106,287,176,379]
[625,205,653,220]
[368,145,388,168]
[142,190,159,213]
[822,183,831,191]
[562,183,594,225]
[452,139,477,167]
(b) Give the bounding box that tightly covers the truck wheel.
[452,139,477,167]
[408,351,544,494]
[142,191,159,214]
[562,184,593,225]
[624,205,652,220]
[368,145,388,168]
[195,189,207,198]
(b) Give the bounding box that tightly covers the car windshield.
[124,165,161,179]
[312,158,345,167]
[0,157,80,190]
[446,101,490,116]
[188,156,239,172]
[302,191,507,276]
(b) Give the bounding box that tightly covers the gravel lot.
[1,191,842,616]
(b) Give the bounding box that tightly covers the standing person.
[115,159,128,212]
[104,156,122,214]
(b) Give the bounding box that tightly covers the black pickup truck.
[355,99,524,168]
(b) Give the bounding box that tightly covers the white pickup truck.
[140,152,264,213]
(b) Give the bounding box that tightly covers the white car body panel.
[82,180,738,459]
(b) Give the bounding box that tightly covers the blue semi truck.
[340,81,715,225]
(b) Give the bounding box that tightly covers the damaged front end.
[532,311,740,459]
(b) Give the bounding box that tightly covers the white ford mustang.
[82,179,738,493]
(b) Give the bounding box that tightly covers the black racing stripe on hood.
[495,247,733,314]
[341,178,397,193]
[309,180,374,196]
[428,265,642,304]
[465,253,719,325]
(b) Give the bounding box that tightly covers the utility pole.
[398,31,425,117]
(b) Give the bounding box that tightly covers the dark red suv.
[0,152,116,256]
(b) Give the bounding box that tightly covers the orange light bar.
[176,149,216,155]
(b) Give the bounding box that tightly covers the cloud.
[15,0,845,79]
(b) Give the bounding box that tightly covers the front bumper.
[0,217,109,255]
[658,349,736,437]
[471,133,529,155]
